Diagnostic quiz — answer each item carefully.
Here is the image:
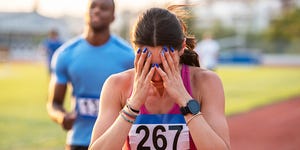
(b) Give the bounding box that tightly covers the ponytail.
[168,5,200,67]
[180,37,200,67]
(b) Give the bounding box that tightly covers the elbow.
[88,145,94,150]
[218,142,231,150]
[46,102,52,114]
[46,101,57,117]
[225,142,231,150]
[215,141,231,150]
[89,140,124,150]
[46,101,65,124]
[46,101,54,118]
[88,143,110,150]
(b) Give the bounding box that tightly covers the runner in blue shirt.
[46,0,135,150]
[42,29,63,73]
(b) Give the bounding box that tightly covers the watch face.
[188,100,200,114]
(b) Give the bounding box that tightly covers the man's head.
[85,0,115,33]
[49,29,59,39]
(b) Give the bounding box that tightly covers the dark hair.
[131,5,199,67]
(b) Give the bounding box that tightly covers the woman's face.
[140,46,174,87]
[147,46,163,83]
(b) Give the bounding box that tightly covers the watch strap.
[180,106,189,115]
[180,99,200,116]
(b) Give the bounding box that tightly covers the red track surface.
[228,97,300,150]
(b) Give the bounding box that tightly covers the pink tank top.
[123,64,197,150]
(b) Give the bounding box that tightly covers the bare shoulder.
[105,69,134,89]
[107,69,134,85]
[105,69,134,103]
[189,66,224,100]
[189,66,222,85]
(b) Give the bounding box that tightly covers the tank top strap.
[181,64,193,96]
[140,105,148,114]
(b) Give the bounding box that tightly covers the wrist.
[180,99,201,116]
[126,102,140,114]
[57,112,66,125]
[177,94,193,107]
[127,98,142,111]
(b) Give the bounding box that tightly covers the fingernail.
[163,46,168,52]
[170,46,175,52]
[147,52,152,57]
[155,64,159,68]
[142,47,148,53]
[137,48,141,54]
[151,64,155,67]
[161,50,164,56]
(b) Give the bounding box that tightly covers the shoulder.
[103,69,135,102]
[53,36,82,55]
[108,67,133,78]
[52,36,83,63]
[108,69,134,84]
[191,66,222,84]
[189,66,223,94]
[110,34,134,52]
[105,69,134,89]
[58,36,83,51]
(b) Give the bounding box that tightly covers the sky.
[0,0,84,17]
[0,0,191,18]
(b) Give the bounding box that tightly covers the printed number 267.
[136,125,183,150]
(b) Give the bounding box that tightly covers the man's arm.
[46,77,75,130]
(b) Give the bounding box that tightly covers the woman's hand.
[128,48,155,109]
[156,47,192,106]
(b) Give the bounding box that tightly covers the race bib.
[129,114,190,150]
[76,97,99,118]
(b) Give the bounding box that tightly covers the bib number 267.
[136,125,183,150]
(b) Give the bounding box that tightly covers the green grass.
[0,62,66,150]
[0,62,300,149]
[218,65,300,115]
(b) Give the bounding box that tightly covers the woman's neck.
[145,87,174,114]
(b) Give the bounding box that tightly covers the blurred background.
[0,0,300,150]
[1,0,300,64]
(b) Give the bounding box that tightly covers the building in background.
[1,0,299,62]
[0,11,83,62]
[189,0,300,65]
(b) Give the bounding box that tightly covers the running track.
[228,97,300,150]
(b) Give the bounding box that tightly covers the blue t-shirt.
[51,35,135,146]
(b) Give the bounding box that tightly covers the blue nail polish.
[163,46,168,52]
[170,47,175,52]
[161,50,164,56]
[147,52,151,57]
[155,64,159,68]
[142,48,147,53]
[137,48,141,54]
[151,64,155,67]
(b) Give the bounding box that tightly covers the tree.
[264,8,300,53]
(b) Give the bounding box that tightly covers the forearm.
[186,115,230,150]
[89,114,133,149]
[46,102,66,124]
[47,81,68,124]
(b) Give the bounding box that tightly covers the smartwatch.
[180,99,200,115]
